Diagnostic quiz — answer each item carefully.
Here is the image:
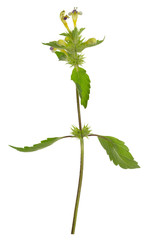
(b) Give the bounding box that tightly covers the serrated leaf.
[55,51,67,61]
[9,137,61,152]
[71,67,91,108]
[98,136,140,169]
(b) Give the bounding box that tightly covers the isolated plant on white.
[10,7,140,235]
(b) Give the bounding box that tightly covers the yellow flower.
[60,49,68,55]
[60,10,70,32]
[68,7,82,28]
[57,40,68,54]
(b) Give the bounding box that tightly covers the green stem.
[76,87,82,131]
[71,88,84,234]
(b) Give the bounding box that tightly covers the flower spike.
[60,10,70,32]
[69,7,82,28]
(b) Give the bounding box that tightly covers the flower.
[60,49,68,55]
[60,10,70,32]
[68,7,82,28]
[50,47,57,52]
[50,46,67,56]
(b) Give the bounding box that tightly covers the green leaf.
[71,67,91,108]
[9,137,61,152]
[55,51,67,61]
[97,38,105,45]
[87,37,105,48]
[79,37,105,52]
[42,41,66,50]
[59,32,70,37]
[78,28,85,35]
[71,27,79,40]
[98,136,140,169]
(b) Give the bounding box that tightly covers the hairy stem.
[71,88,84,234]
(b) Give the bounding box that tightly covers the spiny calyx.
[71,124,92,138]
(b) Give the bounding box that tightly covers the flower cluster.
[43,8,104,67]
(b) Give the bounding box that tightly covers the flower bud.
[57,39,67,46]
[65,36,70,42]
[85,38,97,45]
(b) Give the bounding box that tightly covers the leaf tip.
[9,145,14,148]
[9,145,18,150]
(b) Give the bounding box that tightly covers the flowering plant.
[10,8,140,235]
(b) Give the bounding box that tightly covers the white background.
[0,0,149,239]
